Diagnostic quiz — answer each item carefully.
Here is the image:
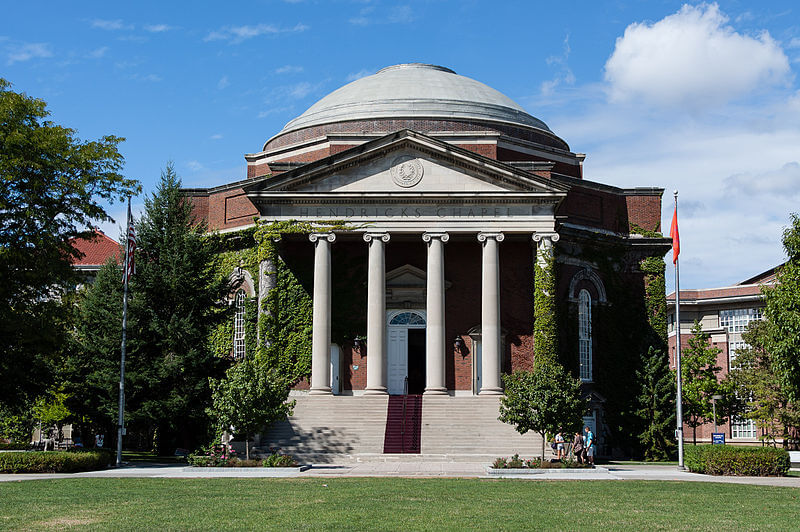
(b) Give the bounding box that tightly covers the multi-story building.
[667,266,779,444]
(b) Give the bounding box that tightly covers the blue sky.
[3,1,800,290]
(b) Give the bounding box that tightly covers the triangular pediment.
[243,130,568,197]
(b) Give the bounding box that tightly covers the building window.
[578,289,592,382]
[728,341,747,369]
[731,415,757,439]
[233,290,246,360]
[719,308,763,333]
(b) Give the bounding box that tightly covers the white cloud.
[6,42,52,65]
[289,82,313,99]
[349,4,413,26]
[91,19,132,31]
[204,23,309,43]
[129,73,162,82]
[604,3,790,108]
[276,65,304,74]
[541,34,575,97]
[724,162,800,198]
[217,76,230,90]
[186,160,204,172]
[87,46,109,59]
[210,134,223,140]
[346,69,372,81]
[145,24,173,33]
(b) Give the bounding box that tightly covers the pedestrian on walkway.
[572,431,584,463]
[584,426,595,466]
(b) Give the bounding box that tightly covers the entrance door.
[386,310,426,395]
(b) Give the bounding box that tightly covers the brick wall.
[626,194,663,233]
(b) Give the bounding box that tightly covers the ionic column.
[309,232,336,395]
[364,232,390,395]
[478,232,504,395]
[532,232,560,369]
[423,232,449,395]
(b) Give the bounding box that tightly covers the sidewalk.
[2,461,799,486]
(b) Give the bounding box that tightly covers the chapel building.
[184,64,671,459]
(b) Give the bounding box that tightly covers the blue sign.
[712,433,725,445]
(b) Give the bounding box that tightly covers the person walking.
[584,426,595,466]
[555,431,565,460]
[572,431,584,464]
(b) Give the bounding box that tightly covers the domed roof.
[271,64,555,145]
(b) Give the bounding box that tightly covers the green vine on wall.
[533,243,557,368]
[254,220,358,385]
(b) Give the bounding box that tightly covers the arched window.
[578,289,592,382]
[233,290,246,360]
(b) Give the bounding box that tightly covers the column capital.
[422,232,449,243]
[532,232,560,243]
[477,232,505,243]
[363,232,390,243]
[309,232,336,243]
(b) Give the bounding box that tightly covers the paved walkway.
[1,462,799,486]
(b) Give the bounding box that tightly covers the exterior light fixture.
[354,336,365,354]
[453,335,465,355]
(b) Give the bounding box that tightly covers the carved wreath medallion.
[390,155,424,188]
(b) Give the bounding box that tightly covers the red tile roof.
[69,230,121,266]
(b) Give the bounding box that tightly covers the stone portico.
[242,129,568,398]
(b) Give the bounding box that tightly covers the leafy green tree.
[64,258,123,444]
[728,320,800,446]
[680,321,728,444]
[0,78,139,409]
[208,359,293,460]
[499,361,586,458]
[635,346,676,460]
[32,387,71,441]
[126,164,226,454]
[762,213,800,403]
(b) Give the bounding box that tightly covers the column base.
[423,387,448,395]
[478,388,504,395]
[363,387,388,395]
[308,387,333,396]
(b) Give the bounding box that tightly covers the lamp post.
[712,394,723,434]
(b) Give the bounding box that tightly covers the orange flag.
[670,206,680,264]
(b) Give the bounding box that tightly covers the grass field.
[0,478,798,530]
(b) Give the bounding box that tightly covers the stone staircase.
[256,395,543,463]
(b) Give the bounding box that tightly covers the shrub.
[685,445,790,476]
[262,453,298,467]
[0,443,29,450]
[187,443,238,467]
[490,455,592,469]
[0,450,112,473]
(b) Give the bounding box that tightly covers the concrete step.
[257,395,543,462]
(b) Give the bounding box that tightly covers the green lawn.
[0,479,798,530]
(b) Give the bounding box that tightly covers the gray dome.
[272,64,554,143]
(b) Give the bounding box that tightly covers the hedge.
[0,449,114,473]
[685,445,790,476]
[0,443,29,450]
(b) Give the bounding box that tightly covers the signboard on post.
[712,433,725,445]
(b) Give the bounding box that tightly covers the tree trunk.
[245,433,250,460]
[541,432,546,460]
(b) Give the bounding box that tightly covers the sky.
[3,0,799,291]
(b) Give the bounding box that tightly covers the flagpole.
[673,190,685,469]
[116,197,131,467]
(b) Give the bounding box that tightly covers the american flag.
[124,200,136,284]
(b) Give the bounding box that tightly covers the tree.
[208,359,293,459]
[680,321,729,444]
[64,258,124,444]
[126,164,226,454]
[728,320,800,447]
[32,386,71,441]
[499,362,586,459]
[635,346,676,460]
[763,213,800,403]
[0,78,139,408]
